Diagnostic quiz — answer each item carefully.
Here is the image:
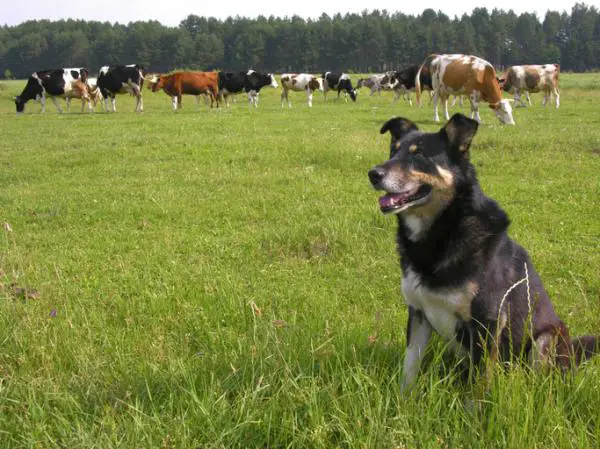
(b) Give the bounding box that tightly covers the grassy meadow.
[0,73,599,448]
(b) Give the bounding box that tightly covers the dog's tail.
[572,335,600,365]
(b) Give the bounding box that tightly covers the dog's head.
[368,113,478,218]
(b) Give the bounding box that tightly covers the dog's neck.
[400,214,436,242]
[396,179,510,289]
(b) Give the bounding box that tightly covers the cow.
[416,54,515,125]
[280,74,324,108]
[500,64,560,108]
[148,71,219,110]
[322,72,357,102]
[356,73,395,96]
[97,64,145,112]
[217,70,278,107]
[85,77,104,111]
[14,68,90,113]
[385,65,433,106]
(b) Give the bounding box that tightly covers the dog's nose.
[368,167,385,186]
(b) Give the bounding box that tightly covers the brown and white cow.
[500,64,560,108]
[280,73,324,108]
[416,54,515,125]
[148,71,219,110]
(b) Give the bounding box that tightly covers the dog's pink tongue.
[379,193,405,209]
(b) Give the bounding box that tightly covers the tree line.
[1,3,599,79]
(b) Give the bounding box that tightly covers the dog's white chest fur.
[402,269,473,342]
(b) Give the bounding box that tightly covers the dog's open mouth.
[378,185,432,214]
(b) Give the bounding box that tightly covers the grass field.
[1,73,599,448]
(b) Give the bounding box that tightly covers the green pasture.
[0,73,599,448]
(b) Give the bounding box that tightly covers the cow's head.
[151,77,165,92]
[349,89,358,102]
[383,73,400,90]
[315,77,324,92]
[14,96,25,113]
[356,78,364,88]
[490,99,515,125]
[145,74,162,91]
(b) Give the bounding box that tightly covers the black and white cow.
[14,68,90,113]
[218,70,278,107]
[356,73,394,96]
[97,64,145,112]
[322,72,357,102]
[386,65,434,105]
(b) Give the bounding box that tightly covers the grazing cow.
[322,72,357,102]
[416,54,515,125]
[500,64,560,108]
[280,74,324,108]
[97,64,145,112]
[356,73,394,96]
[386,65,433,105]
[148,71,219,110]
[217,70,278,107]
[14,68,90,113]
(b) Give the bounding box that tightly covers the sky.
[2,0,597,27]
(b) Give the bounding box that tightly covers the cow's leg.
[542,90,549,107]
[405,90,412,106]
[553,88,560,108]
[401,307,432,392]
[392,89,400,104]
[281,88,291,108]
[136,93,143,112]
[40,93,46,113]
[104,97,110,112]
[307,89,313,108]
[469,92,481,122]
[443,95,451,121]
[514,90,526,108]
[172,96,178,111]
[111,97,117,112]
[433,91,440,122]
[65,97,71,113]
[50,97,63,114]
[213,88,219,108]
[525,91,532,106]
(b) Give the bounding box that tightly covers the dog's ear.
[380,117,418,143]
[380,117,418,157]
[440,113,478,156]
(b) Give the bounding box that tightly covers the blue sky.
[3,0,593,27]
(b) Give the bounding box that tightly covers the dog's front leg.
[401,307,432,392]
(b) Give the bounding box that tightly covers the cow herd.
[12,53,561,126]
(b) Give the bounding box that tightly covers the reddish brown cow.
[148,71,219,110]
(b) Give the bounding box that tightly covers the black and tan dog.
[368,113,597,390]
